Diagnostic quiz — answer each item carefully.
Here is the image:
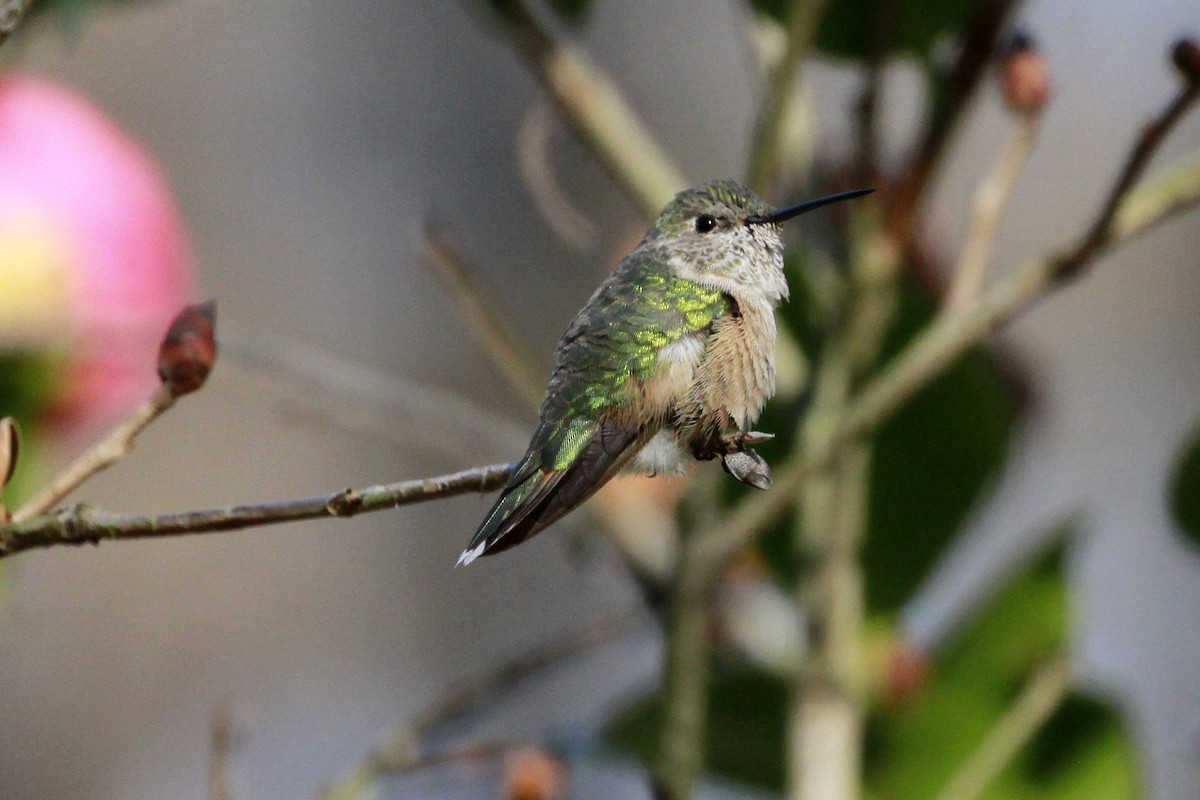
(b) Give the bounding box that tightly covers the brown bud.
[1001,33,1051,115]
[0,417,18,490]
[883,639,930,707]
[505,747,567,800]
[157,301,217,398]
[1172,38,1200,86]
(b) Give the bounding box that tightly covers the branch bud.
[0,416,18,490]
[1000,32,1051,116]
[505,747,567,800]
[157,301,217,398]
[1171,38,1200,87]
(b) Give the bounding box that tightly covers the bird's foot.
[721,448,772,490]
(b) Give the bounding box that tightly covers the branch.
[517,94,599,251]
[209,698,235,800]
[0,463,515,558]
[10,387,175,523]
[0,0,33,47]
[487,0,686,218]
[1053,73,1200,277]
[422,225,545,410]
[935,656,1073,800]
[944,116,1040,315]
[746,0,831,194]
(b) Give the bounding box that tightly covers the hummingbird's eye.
[695,214,718,233]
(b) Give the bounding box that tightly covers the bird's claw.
[722,449,772,490]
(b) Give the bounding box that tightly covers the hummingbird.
[457,180,872,566]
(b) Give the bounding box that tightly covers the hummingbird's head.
[646,180,872,303]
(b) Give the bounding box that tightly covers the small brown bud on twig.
[0,416,18,490]
[1000,33,1051,116]
[505,747,567,800]
[1171,38,1200,86]
[157,301,217,397]
[883,639,930,707]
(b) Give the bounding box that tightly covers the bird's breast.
[692,301,778,429]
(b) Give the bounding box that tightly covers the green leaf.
[1169,423,1200,546]
[749,0,982,60]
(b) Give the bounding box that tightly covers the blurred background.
[0,1,1197,798]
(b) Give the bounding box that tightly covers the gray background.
[0,1,1198,798]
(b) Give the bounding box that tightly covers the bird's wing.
[458,254,732,565]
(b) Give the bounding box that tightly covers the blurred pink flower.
[0,73,194,429]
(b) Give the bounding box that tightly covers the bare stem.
[0,462,515,558]
[654,530,714,800]
[209,698,235,800]
[0,0,33,46]
[422,225,545,411]
[935,656,1073,800]
[489,0,686,218]
[517,94,599,251]
[944,116,1040,315]
[747,0,832,194]
[12,385,177,523]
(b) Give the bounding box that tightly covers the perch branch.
[0,463,515,558]
[488,0,686,217]
[935,656,1073,800]
[11,386,177,523]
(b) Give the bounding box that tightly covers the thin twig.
[11,385,176,523]
[318,739,521,800]
[0,0,33,47]
[209,697,235,800]
[935,656,1073,800]
[747,0,831,194]
[0,462,515,557]
[223,341,530,456]
[944,116,1040,315]
[1053,78,1200,277]
[487,0,686,218]
[517,94,599,251]
[422,225,545,411]
[318,610,640,800]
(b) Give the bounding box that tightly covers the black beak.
[745,188,874,225]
